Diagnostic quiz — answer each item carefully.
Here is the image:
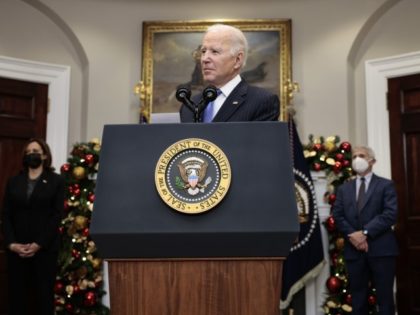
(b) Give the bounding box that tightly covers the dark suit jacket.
[333,173,399,260]
[180,80,280,122]
[1,170,64,252]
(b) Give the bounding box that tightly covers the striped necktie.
[202,89,221,122]
[357,177,366,211]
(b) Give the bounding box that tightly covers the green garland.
[55,139,109,315]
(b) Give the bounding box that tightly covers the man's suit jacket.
[1,170,64,252]
[180,80,280,122]
[333,173,399,260]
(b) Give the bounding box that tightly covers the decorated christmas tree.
[54,139,109,314]
[303,136,378,315]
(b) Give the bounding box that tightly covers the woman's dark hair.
[22,138,55,171]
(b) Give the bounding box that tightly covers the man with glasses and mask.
[333,146,398,315]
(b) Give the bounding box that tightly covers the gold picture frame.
[140,19,292,122]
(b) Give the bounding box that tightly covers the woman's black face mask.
[23,153,43,169]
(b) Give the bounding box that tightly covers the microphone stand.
[176,86,218,123]
[176,86,200,122]
[193,102,201,123]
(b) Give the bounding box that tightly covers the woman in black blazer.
[2,138,64,315]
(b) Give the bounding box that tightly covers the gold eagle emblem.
[176,157,212,196]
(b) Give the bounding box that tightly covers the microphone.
[198,85,218,115]
[202,85,218,102]
[176,86,193,106]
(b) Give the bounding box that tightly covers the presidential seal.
[155,138,231,214]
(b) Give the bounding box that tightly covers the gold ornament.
[88,241,97,252]
[342,304,352,312]
[326,300,339,308]
[74,215,88,229]
[92,140,101,152]
[304,150,317,158]
[324,141,336,152]
[79,279,88,290]
[73,166,86,179]
[335,237,345,250]
[66,285,74,295]
[326,157,336,165]
[90,137,100,145]
[326,136,337,143]
[68,200,80,207]
[92,258,102,270]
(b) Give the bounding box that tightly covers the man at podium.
[92,26,296,315]
[180,24,280,123]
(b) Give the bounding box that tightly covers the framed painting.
[139,19,292,122]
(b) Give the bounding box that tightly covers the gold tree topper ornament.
[283,79,300,118]
[134,80,149,123]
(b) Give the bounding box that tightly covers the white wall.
[353,0,420,146]
[0,0,84,147]
[2,0,411,151]
[3,0,420,151]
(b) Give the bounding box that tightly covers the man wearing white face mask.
[333,146,398,315]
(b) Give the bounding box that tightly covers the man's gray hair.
[353,146,376,160]
[205,24,248,68]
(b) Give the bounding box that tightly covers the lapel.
[350,179,357,210]
[16,172,30,204]
[212,80,247,122]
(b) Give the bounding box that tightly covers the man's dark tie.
[357,177,366,211]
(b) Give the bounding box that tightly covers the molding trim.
[365,51,420,178]
[0,55,70,169]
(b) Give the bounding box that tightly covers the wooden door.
[0,77,48,315]
[388,73,420,315]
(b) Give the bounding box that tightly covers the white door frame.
[0,55,70,168]
[365,51,420,178]
[304,51,420,315]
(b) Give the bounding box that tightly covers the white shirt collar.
[218,74,242,98]
[357,171,373,186]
